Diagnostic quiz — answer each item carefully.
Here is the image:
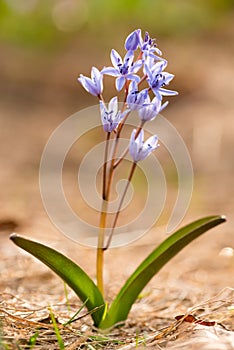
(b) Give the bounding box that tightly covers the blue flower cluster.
[78,29,177,162]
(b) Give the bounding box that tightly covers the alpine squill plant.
[10,29,225,330]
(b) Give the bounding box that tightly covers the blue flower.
[138,29,162,60]
[102,49,142,91]
[100,97,129,132]
[145,60,178,100]
[138,95,168,122]
[78,67,103,97]
[129,129,159,162]
[126,81,148,110]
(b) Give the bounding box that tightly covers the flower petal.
[151,60,167,75]
[137,129,144,146]
[126,73,140,83]
[137,29,143,48]
[131,59,143,73]
[158,88,178,96]
[144,62,153,80]
[116,76,125,91]
[129,129,138,161]
[145,135,159,150]
[108,96,118,115]
[91,67,103,95]
[138,104,156,121]
[91,66,101,81]
[123,50,134,67]
[101,67,119,77]
[151,88,163,100]
[160,100,169,112]
[78,76,97,96]
[163,72,175,85]
[111,49,123,69]
[141,135,159,159]
[127,86,149,110]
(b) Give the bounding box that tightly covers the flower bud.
[125,29,140,51]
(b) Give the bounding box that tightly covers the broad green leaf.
[10,234,105,326]
[100,215,226,329]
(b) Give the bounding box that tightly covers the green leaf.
[10,234,105,326]
[99,215,226,329]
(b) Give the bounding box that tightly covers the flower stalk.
[96,131,111,294]
[78,28,177,296]
[104,161,137,250]
[96,200,108,295]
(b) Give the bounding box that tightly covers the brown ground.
[0,26,234,348]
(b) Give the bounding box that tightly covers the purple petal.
[150,96,162,113]
[128,80,138,93]
[116,76,125,91]
[140,135,158,159]
[123,50,134,66]
[143,48,162,61]
[138,129,144,145]
[100,104,107,126]
[151,88,163,100]
[144,63,153,81]
[137,29,143,48]
[101,67,119,77]
[131,59,143,73]
[143,55,155,71]
[153,47,162,56]
[91,67,103,94]
[151,60,167,75]
[111,49,123,69]
[78,76,97,96]
[108,96,118,115]
[163,72,175,84]
[144,93,151,104]
[159,101,169,112]
[159,88,178,96]
[126,73,140,83]
[146,135,158,150]
[129,129,138,161]
[139,148,150,160]
[91,66,101,81]
[120,109,130,120]
[138,105,156,121]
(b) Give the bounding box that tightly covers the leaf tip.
[10,232,19,241]
[220,215,227,222]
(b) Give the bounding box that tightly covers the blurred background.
[0,0,234,290]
